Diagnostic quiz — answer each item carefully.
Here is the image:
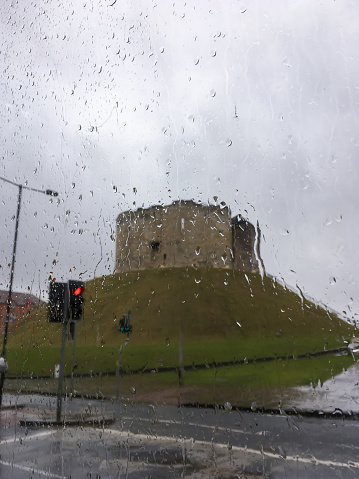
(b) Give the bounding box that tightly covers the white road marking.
[1,424,358,475]
[105,427,359,470]
[0,460,63,478]
[0,429,54,446]
[0,430,64,478]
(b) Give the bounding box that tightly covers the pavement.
[2,392,359,478]
[1,393,116,426]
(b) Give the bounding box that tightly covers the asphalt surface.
[1,393,359,478]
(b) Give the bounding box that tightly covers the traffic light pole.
[56,285,69,423]
[0,177,58,409]
[70,321,77,394]
[0,185,22,409]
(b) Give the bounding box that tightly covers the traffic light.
[48,282,66,323]
[69,280,85,321]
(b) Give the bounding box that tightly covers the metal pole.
[72,323,77,368]
[70,322,77,394]
[56,285,69,423]
[178,330,184,387]
[116,346,122,400]
[0,185,22,408]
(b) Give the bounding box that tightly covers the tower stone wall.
[116,200,260,273]
[231,216,259,272]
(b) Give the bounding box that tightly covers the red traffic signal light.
[69,280,85,321]
[74,286,85,296]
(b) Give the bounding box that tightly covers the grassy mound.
[6,268,355,377]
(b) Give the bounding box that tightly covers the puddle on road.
[281,360,359,412]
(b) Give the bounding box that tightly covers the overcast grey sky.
[1,0,358,323]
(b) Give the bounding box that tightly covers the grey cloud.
[0,0,358,322]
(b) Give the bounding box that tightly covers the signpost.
[116,311,132,400]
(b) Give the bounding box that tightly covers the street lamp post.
[0,176,58,408]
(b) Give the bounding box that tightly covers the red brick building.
[0,290,43,330]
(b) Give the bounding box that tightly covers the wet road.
[1,394,359,478]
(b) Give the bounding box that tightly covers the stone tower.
[115,200,261,273]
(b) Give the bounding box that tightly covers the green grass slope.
[6,268,355,376]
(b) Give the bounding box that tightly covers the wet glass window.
[0,1,358,478]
